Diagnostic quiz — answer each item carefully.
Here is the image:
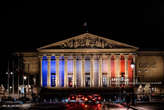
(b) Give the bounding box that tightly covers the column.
[125,55,129,86]
[56,56,60,87]
[81,56,85,87]
[98,56,102,87]
[90,56,94,87]
[47,56,51,87]
[73,56,76,88]
[107,55,111,87]
[115,55,120,87]
[39,56,43,87]
[64,56,68,87]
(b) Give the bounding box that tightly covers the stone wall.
[137,52,164,82]
[21,52,39,75]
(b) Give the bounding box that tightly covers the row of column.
[40,54,135,88]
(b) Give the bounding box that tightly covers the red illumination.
[111,56,115,87]
[120,56,125,75]
[98,96,101,100]
[128,56,133,86]
[97,104,101,108]
[88,95,93,99]
[81,103,85,106]
[92,98,96,101]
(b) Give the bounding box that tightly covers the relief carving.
[138,62,156,73]
[60,37,119,49]
[139,62,156,68]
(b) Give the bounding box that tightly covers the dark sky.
[1,0,164,52]
[0,0,164,72]
[0,0,164,84]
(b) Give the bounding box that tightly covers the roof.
[37,33,139,52]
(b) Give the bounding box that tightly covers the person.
[125,93,131,110]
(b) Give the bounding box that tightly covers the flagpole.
[83,20,88,33]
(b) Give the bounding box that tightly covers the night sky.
[0,0,164,78]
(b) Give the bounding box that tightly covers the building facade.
[17,33,164,94]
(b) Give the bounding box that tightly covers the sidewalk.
[121,101,164,110]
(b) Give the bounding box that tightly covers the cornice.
[38,49,137,53]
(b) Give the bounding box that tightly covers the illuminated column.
[90,56,94,87]
[47,56,51,87]
[73,56,76,88]
[81,56,85,87]
[39,56,43,87]
[115,55,120,87]
[56,56,60,87]
[125,55,129,86]
[132,55,136,86]
[98,56,102,87]
[64,56,68,87]
[107,55,111,87]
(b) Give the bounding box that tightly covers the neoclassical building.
[17,33,164,94]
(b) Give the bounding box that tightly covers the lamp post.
[23,76,27,97]
[6,72,10,96]
[131,59,135,85]
[131,59,136,106]
[11,72,14,97]
[131,59,135,69]
[27,75,29,97]
[6,72,14,97]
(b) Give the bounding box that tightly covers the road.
[0,103,133,110]
[2,102,164,110]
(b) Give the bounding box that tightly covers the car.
[67,93,102,104]
[76,94,85,103]
[83,94,102,104]
[92,94,102,104]
[68,95,76,103]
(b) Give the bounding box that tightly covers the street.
[2,102,164,110]
[0,103,133,110]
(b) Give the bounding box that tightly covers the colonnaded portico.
[39,54,136,88]
[37,33,138,88]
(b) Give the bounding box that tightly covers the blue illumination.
[76,59,81,87]
[59,56,64,87]
[62,57,64,87]
[85,59,90,73]
[51,56,56,73]
[51,56,56,87]
[42,56,48,87]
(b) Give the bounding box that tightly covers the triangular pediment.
[37,33,138,51]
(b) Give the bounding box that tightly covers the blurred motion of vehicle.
[67,93,102,104]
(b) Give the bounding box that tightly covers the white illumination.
[131,63,135,69]
[24,76,27,80]
[131,59,135,69]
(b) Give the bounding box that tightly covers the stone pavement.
[122,102,164,110]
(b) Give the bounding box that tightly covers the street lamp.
[24,76,27,80]
[6,72,14,97]
[23,75,27,97]
[131,59,135,69]
[10,72,15,97]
